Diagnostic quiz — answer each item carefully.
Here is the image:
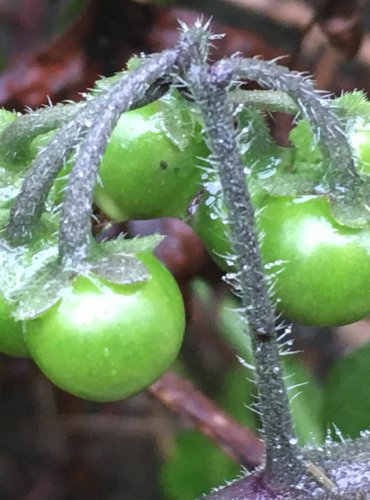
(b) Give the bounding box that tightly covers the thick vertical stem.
[187,62,305,484]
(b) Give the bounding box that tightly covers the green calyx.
[1,228,164,322]
[236,93,370,229]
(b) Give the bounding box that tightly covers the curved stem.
[186,61,305,485]
[58,50,178,266]
[6,76,168,247]
[0,73,166,171]
[6,102,99,245]
[215,58,362,204]
[0,102,84,167]
[6,23,211,249]
[58,23,212,267]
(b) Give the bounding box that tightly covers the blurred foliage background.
[1,1,370,499]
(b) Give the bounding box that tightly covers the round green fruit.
[259,196,370,326]
[25,253,185,401]
[0,298,28,357]
[93,99,207,221]
[194,192,370,327]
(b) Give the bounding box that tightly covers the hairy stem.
[59,23,212,266]
[216,58,365,212]
[6,24,211,249]
[0,103,84,167]
[6,75,167,247]
[6,102,100,245]
[0,75,166,172]
[58,50,178,266]
[186,61,305,485]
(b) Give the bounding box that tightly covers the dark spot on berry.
[160,160,168,170]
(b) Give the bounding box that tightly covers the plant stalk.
[217,58,369,227]
[58,49,178,266]
[186,60,305,485]
[0,102,84,167]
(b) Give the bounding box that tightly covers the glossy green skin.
[192,179,264,271]
[260,196,370,326]
[0,298,29,357]
[94,101,207,221]
[194,194,370,327]
[25,253,185,402]
[194,193,232,271]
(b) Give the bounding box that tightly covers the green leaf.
[334,91,370,120]
[0,110,20,170]
[328,186,370,229]
[99,234,164,254]
[237,108,325,198]
[322,340,370,438]
[7,231,161,319]
[89,73,124,97]
[289,119,322,166]
[257,156,323,197]
[0,226,58,301]
[215,292,252,362]
[0,213,60,319]
[0,109,17,134]
[237,108,279,174]
[0,225,61,320]
[88,235,164,285]
[161,431,239,500]
[126,55,143,72]
[158,91,198,151]
[219,366,257,430]
[90,253,149,285]
[284,356,325,445]
[0,167,23,209]
[160,366,255,499]
[13,262,71,321]
[159,321,256,499]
